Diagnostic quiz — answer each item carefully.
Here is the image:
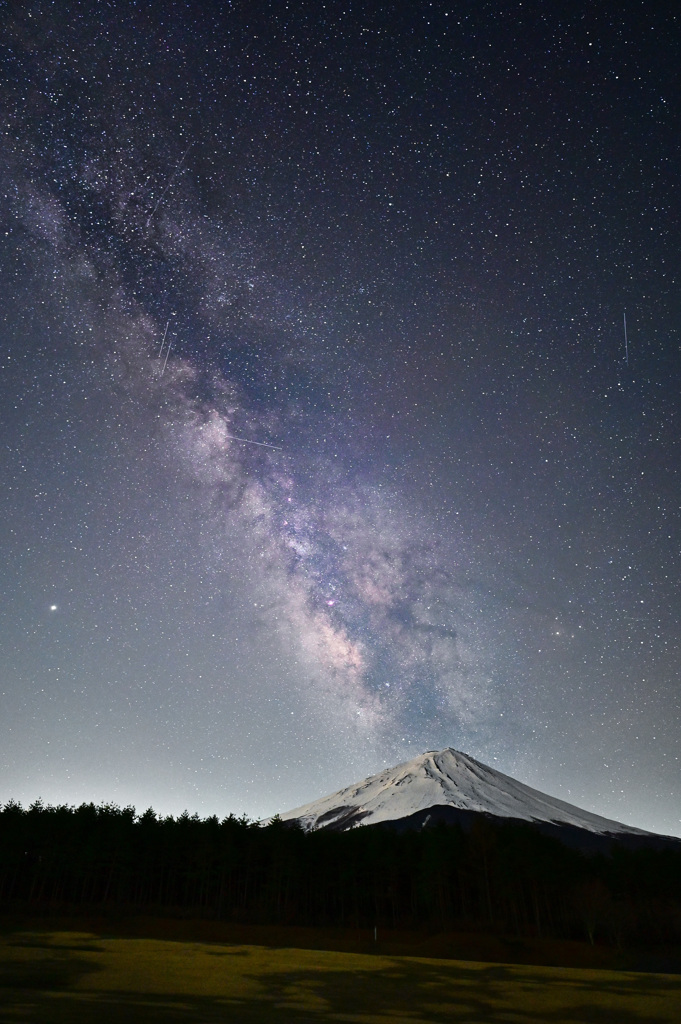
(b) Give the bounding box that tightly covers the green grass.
[1,930,680,1023]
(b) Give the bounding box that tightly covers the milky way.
[1,1,679,834]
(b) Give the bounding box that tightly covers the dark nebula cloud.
[1,1,679,834]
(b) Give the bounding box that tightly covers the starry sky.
[1,0,679,836]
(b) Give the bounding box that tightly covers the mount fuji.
[274,748,663,845]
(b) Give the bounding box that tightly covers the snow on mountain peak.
[274,747,651,836]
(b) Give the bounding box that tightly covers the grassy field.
[0,930,680,1023]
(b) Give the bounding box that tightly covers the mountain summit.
[275,748,652,838]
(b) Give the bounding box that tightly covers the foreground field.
[0,931,680,1023]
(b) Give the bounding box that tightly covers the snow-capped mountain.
[274,748,652,837]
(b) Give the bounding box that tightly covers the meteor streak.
[623,311,629,365]
[146,141,194,227]
[158,319,170,358]
[224,433,283,450]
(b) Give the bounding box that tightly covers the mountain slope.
[275,748,653,837]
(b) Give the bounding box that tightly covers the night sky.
[1,1,679,836]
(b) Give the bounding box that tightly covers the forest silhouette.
[1,800,680,956]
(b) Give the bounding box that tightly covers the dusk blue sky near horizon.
[1,1,679,836]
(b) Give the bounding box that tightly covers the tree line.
[1,799,680,947]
